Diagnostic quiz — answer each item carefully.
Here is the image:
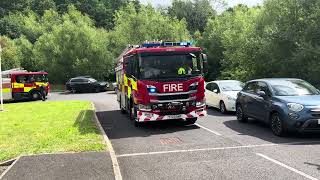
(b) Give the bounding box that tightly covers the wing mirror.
[213,89,218,93]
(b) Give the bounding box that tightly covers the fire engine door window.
[16,75,32,83]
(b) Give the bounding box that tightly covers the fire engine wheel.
[184,118,197,125]
[30,91,41,100]
[130,105,137,121]
[119,97,126,114]
[134,120,141,127]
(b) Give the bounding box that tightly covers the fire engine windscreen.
[140,53,203,80]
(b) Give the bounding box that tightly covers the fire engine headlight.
[147,85,157,93]
[196,100,206,107]
[189,82,199,91]
[138,104,152,111]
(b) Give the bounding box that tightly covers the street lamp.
[0,44,3,112]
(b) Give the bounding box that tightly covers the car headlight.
[227,96,236,101]
[287,103,304,112]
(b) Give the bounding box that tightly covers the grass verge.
[0,101,106,162]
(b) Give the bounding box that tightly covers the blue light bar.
[142,42,192,48]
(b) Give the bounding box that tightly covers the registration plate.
[167,115,182,119]
[318,119,320,125]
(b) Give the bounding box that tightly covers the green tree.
[0,36,21,70]
[168,0,216,33]
[110,3,191,56]
[33,6,113,83]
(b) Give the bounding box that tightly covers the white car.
[205,80,244,113]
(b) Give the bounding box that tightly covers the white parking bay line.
[117,143,276,158]
[256,153,319,180]
[195,123,222,136]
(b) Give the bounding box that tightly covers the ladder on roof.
[1,68,26,76]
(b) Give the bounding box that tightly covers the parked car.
[66,76,109,93]
[236,78,320,136]
[205,80,244,113]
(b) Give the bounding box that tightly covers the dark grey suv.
[236,78,320,136]
[66,76,108,93]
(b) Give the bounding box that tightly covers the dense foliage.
[1,0,320,86]
[201,0,320,87]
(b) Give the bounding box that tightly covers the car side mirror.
[257,91,267,99]
[213,89,218,93]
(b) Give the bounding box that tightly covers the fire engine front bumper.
[136,108,207,122]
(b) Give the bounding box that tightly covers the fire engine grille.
[157,94,189,101]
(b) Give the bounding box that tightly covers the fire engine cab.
[115,42,208,126]
[1,68,50,101]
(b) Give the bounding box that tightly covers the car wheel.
[270,113,286,137]
[236,104,248,123]
[95,87,100,93]
[184,118,197,125]
[220,101,227,114]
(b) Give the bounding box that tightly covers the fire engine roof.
[124,47,202,57]
[10,71,48,75]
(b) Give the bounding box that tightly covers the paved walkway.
[1,152,114,180]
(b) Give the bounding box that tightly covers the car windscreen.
[139,52,203,80]
[270,79,319,96]
[219,81,244,91]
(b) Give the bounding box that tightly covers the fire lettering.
[163,84,183,92]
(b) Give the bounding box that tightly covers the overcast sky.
[140,0,264,8]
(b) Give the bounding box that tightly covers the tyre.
[220,101,227,114]
[270,113,286,137]
[134,120,141,127]
[130,103,137,121]
[95,87,100,93]
[236,104,248,123]
[184,118,197,125]
[119,97,126,114]
[30,91,40,101]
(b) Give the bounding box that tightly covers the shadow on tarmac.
[223,117,320,145]
[96,110,200,140]
[304,162,320,170]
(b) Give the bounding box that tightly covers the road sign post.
[0,44,3,112]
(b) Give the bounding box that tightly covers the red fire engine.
[1,68,50,101]
[115,42,208,126]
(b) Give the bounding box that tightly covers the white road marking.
[0,156,20,179]
[92,103,123,180]
[117,143,276,158]
[117,141,320,158]
[256,153,319,180]
[195,123,222,136]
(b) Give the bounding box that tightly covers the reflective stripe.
[2,88,11,93]
[12,83,24,88]
[178,67,186,75]
[124,74,128,86]
[35,82,48,86]
[128,86,131,98]
[24,87,36,92]
[131,79,137,91]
